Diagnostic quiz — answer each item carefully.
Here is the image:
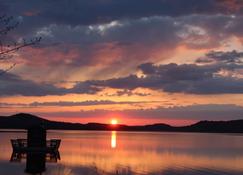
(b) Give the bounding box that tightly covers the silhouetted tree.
[0,14,41,75]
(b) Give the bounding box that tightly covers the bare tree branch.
[0,15,19,36]
[0,37,41,56]
[0,15,41,75]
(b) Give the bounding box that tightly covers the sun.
[110,119,118,125]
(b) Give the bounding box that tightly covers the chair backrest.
[50,139,61,150]
[11,139,19,149]
[17,139,27,148]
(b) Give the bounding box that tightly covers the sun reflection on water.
[111,131,117,148]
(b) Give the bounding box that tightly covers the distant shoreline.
[1,113,243,133]
[1,130,243,136]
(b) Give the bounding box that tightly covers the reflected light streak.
[111,131,117,148]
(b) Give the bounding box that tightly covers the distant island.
[1,113,243,133]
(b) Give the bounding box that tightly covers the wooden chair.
[17,139,27,148]
[11,139,20,151]
[50,139,61,151]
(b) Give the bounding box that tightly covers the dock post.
[25,125,46,174]
[27,125,46,148]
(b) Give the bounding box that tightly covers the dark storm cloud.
[29,14,243,48]
[196,50,243,64]
[0,72,66,96]
[1,1,243,56]
[82,50,243,94]
[0,72,101,96]
[1,0,243,41]
[2,0,242,27]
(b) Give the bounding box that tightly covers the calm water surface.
[0,130,243,175]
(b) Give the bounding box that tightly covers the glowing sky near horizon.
[1,0,243,125]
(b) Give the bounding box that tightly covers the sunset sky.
[1,0,243,125]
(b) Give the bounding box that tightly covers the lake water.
[0,130,243,175]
